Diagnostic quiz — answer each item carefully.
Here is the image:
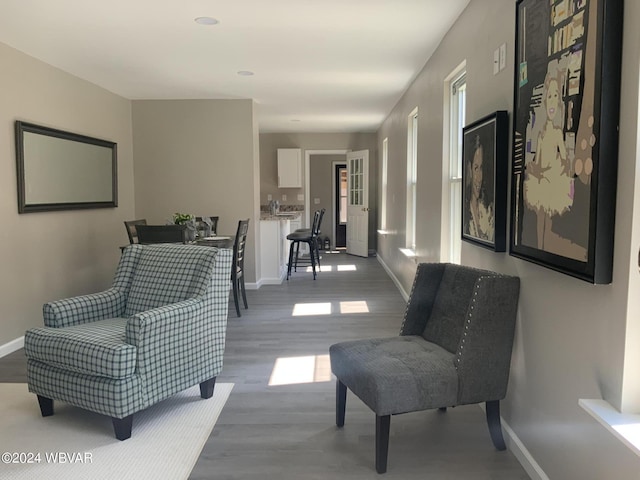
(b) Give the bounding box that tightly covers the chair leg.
[200,377,217,399]
[486,400,506,451]
[112,415,133,441]
[294,241,300,271]
[336,380,347,427]
[233,277,241,317]
[315,238,321,269]
[37,395,54,416]
[287,241,295,280]
[240,277,248,309]
[308,240,317,280]
[376,414,391,474]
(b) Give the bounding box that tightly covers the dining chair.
[124,219,147,244]
[135,224,187,244]
[232,219,250,317]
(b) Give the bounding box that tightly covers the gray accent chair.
[24,244,233,440]
[329,263,520,473]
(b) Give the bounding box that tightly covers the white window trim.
[381,137,388,231]
[441,61,466,264]
[406,108,418,251]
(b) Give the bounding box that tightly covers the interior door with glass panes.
[346,150,369,257]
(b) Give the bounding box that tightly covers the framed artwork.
[510,0,623,284]
[461,110,509,252]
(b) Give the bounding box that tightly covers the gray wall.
[376,0,640,478]
[132,99,261,283]
[0,42,134,347]
[260,132,377,248]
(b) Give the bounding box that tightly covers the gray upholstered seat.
[329,263,520,473]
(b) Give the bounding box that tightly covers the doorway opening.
[334,163,348,248]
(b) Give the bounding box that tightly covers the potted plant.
[172,213,197,241]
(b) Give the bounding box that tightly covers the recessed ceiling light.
[195,17,219,25]
[291,119,301,122]
[237,71,254,76]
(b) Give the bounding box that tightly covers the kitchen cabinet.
[260,219,290,284]
[277,148,302,188]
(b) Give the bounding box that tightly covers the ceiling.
[0,0,470,133]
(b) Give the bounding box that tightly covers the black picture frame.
[15,121,118,213]
[510,0,623,284]
[461,110,509,252]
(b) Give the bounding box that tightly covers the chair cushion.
[286,231,313,241]
[329,335,458,416]
[24,318,136,379]
[124,244,216,315]
[422,265,480,353]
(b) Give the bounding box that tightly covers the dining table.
[193,234,235,249]
[120,234,234,251]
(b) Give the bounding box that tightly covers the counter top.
[260,212,302,221]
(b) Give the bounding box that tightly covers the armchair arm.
[43,288,127,328]
[125,297,228,405]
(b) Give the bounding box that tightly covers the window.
[339,167,347,224]
[407,109,418,250]
[444,70,466,263]
[381,138,388,230]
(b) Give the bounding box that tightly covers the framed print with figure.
[510,0,623,284]
[461,110,509,252]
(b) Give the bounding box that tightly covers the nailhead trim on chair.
[456,276,484,369]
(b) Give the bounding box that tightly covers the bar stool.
[287,210,321,280]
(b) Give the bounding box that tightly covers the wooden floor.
[0,251,530,479]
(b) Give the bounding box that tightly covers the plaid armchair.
[24,244,233,440]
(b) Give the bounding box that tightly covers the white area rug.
[0,382,233,480]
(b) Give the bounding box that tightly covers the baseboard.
[245,281,260,290]
[376,255,409,301]
[0,336,24,358]
[476,404,549,480]
[256,278,284,287]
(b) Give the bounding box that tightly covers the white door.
[346,150,369,257]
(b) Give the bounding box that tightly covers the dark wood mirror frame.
[15,121,118,213]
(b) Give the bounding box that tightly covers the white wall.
[0,43,134,346]
[132,99,261,283]
[376,0,640,478]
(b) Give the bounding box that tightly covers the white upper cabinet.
[277,148,302,188]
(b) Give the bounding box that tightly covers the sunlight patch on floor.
[339,301,369,313]
[292,302,332,316]
[304,264,357,272]
[305,265,332,272]
[337,265,357,271]
[268,354,332,386]
[292,300,369,316]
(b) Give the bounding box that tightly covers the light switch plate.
[267,194,272,201]
[499,43,507,71]
[282,194,287,201]
[297,194,304,201]
[493,48,500,75]
[314,198,320,204]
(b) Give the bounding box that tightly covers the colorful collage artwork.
[511,0,622,283]
[514,0,591,261]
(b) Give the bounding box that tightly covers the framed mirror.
[15,121,118,213]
